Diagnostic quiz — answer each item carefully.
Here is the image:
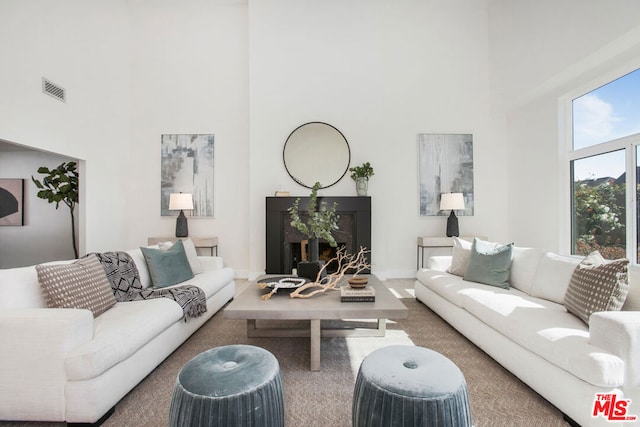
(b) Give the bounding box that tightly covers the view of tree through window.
[571,68,640,261]
[571,151,626,259]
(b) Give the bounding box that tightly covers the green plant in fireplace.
[288,181,339,248]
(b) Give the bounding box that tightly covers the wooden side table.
[147,236,218,256]
[416,236,485,269]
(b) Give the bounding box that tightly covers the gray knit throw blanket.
[91,251,207,321]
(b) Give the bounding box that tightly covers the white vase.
[356,177,368,196]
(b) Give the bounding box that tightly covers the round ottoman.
[352,345,471,427]
[169,345,285,427]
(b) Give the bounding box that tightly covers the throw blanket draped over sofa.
[93,251,207,321]
[0,239,235,424]
[415,237,640,427]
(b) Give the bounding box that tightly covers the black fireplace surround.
[265,196,371,274]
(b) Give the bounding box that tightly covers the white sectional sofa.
[415,245,640,427]
[0,245,236,424]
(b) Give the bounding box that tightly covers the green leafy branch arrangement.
[32,161,79,258]
[288,182,339,247]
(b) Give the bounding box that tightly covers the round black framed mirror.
[283,122,351,189]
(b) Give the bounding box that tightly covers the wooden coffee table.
[223,275,408,371]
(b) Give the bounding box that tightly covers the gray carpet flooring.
[1,279,569,427]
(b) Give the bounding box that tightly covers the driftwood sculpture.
[260,246,371,300]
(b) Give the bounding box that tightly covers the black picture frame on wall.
[0,179,24,226]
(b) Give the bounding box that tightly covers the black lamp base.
[446,210,459,237]
[175,210,189,238]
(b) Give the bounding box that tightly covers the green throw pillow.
[140,239,193,288]
[463,238,514,289]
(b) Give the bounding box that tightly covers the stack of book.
[341,286,375,302]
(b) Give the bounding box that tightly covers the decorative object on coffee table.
[347,276,368,288]
[349,161,374,196]
[260,246,370,300]
[353,345,472,427]
[288,181,339,279]
[169,193,193,238]
[440,192,465,237]
[169,344,285,427]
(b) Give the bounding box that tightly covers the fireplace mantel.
[265,196,371,274]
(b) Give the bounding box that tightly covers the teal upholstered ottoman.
[353,345,471,427]
[169,345,285,427]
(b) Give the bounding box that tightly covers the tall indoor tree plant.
[32,161,79,258]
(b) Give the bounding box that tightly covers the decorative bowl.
[348,276,368,288]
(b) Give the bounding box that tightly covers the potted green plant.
[32,161,79,258]
[349,162,374,196]
[288,181,339,263]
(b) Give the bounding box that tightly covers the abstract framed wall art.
[417,133,474,216]
[0,179,24,226]
[161,134,214,217]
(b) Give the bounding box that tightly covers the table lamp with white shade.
[440,192,465,237]
[169,193,193,238]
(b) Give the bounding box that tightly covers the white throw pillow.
[182,239,204,275]
[509,247,544,295]
[447,237,472,277]
[530,253,581,304]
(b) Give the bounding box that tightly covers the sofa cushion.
[36,255,117,317]
[417,269,467,307]
[0,265,47,308]
[140,240,193,288]
[65,298,183,381]
[459,288,625,387]
[447,237,472,276]
[564,252,629,324]
[529,253,580,304]
[185,267,235,299]
[509,247,544,294]
[464,239,514,289]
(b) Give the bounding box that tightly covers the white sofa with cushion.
[0,240,235,424]
[415,238,640,427]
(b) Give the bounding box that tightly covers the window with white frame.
[570,68,640,262]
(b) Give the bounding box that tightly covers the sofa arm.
[426,256,452,272]
[590,311,640,390]
[198,256,224,271]
[0,308,94,421]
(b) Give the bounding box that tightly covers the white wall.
[0,0,250,273]
[489,0,640,253]
[0,149,78,267]
[0,0,131,260]
[125,0,250,275]
[248,0,507,279]
[10,1,629,276]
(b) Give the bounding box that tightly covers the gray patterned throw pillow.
[36,255,117,317]
[564,251,629,324]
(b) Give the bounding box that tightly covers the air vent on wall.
[42,77,66,103]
